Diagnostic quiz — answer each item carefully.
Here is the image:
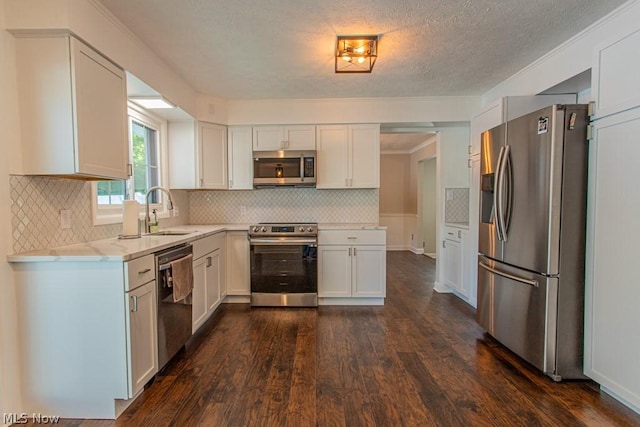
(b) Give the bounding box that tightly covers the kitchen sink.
[145,230,194,236]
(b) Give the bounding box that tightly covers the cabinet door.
[226,231,250,295]
[192,257,208,333]
[318,246,351,297]
[352,245,386,297]
[228,126,253,189]
[72,38,129,179]
[592,26,640,119]
[253,126,284,151]
[126,280,158,397]
[470,99,503,156]
[316,125,349,189]
[584,108,640,409]
[443,239,463,294]
[285,125,316,150]
[168,121,197,189]
[199,122,228,189]
[206,251,222,312]
[350,124,380,188]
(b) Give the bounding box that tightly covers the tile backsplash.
[9,175,189,253]
[444,187,469,224]
[9,175,377,253]
[190,188,379,224]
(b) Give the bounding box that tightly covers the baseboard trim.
[387,245,411,251]
[434,281,452,293]
[223,295,250,303]
[424,252,436,259]
[410,247,424,255]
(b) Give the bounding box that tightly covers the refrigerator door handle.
[496,144,510,242]
[494,146,506,241]
[479,261,539,287]
[502,145,513,241]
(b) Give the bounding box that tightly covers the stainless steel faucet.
[144,186,175,233]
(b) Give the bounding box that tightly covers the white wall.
[0,0,23,418]
[222,96,480,125]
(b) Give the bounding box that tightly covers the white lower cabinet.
[125,279,158,397]
[441,225,473,300]
[13,257,159,418]
[318,229,386,302]
[192,233,225,333]
[226,231,250,297]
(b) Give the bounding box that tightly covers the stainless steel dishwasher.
[155,243,193,370]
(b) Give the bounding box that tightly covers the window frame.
[91,103,170,226]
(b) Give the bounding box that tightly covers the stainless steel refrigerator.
[477,104,589,381]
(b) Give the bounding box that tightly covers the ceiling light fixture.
[129,96,176,109]
[335,35,378,73]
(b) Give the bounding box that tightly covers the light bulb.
[342,55,352,62]
[355,46,365,54]
[357,57,365,64]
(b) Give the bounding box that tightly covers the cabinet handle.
[442,240,446,248]
[131,295,138,312]
[200,178,204,186]
[229,179,233,188]
[468,145,473,155]
[353,247,357,256]
[458,230,461,239]
[347,237,357,240]
[206,256,212,267]
[348,247,352,256]
[468,159,472,168]
[138,268,151,275]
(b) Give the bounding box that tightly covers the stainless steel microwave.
[253,150,316,187]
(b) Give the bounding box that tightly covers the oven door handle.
[249,238,318,246]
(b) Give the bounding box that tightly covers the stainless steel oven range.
[249,223,318,307]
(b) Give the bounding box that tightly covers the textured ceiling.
[97,0,627,100]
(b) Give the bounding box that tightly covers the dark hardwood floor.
[25,252,640,426]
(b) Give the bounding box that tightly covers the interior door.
[478,124,505,261]
[500,106,563,275]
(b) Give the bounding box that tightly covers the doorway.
[420,157,437,257]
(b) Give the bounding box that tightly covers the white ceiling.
[98,0,626,100]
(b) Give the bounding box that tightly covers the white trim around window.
[91,103,170,226]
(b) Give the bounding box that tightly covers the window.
[92,104,168,225]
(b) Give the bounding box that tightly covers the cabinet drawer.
[319,229,385,245]
[193,232,224,260]
[125,254,155,291]
[444,226,465,242]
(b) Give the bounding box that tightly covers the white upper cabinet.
[592,26,640,119]
[168,121,228,189]
[316,124,380,189]
[199,122,228,189]
[252,125,316,151]
[227,126,253,190]
[15,35,128,179]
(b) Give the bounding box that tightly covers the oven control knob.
[261,226,267,232]
[306,227,314,233]
[252,226,259,232]
[299,227,305,232]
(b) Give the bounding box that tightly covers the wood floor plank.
[20,252,640,427]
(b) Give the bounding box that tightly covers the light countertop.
[8,223,386,263]
[7,224,249,263]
